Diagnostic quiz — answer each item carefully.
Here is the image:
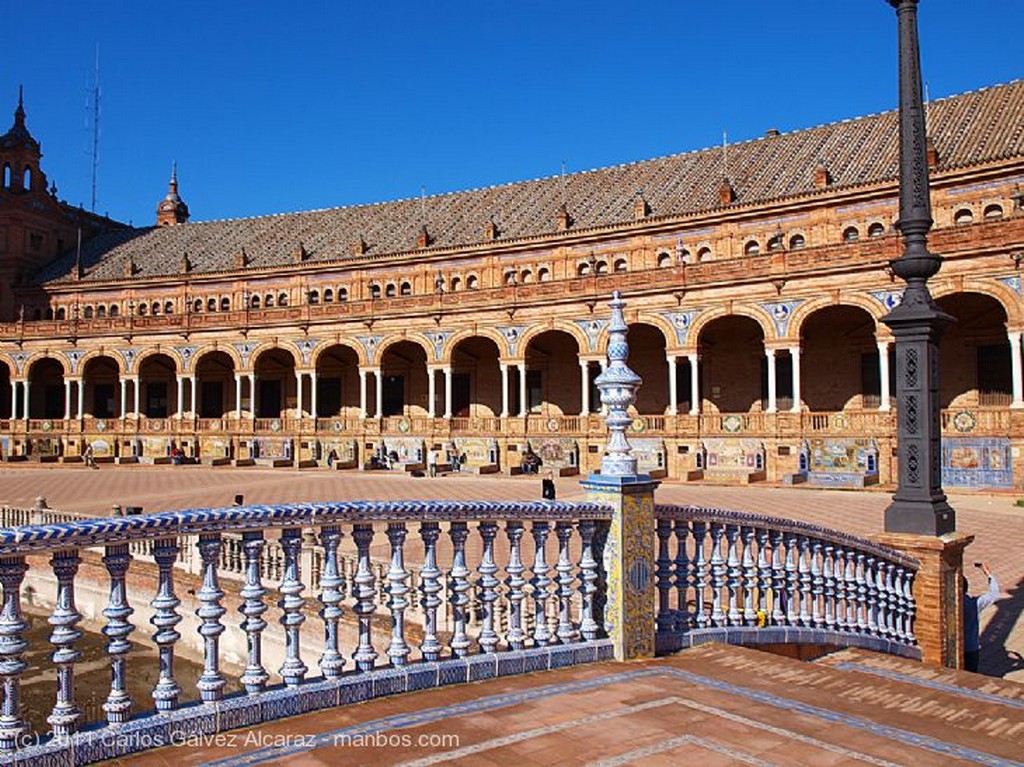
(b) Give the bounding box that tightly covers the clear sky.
[3,1,1021,228]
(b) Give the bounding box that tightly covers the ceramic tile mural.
[251,437,293,461]
[199,437,232,460]
[526,438,579,472]
[805,438,879,488]
[451,438,500,470]
[941,437,1012,488]
[702,438,764,471]
[629,438,667,477]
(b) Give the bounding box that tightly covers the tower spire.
[156,161,189,226]
[14,85,25,126]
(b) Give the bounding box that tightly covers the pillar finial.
[594,291,642,477]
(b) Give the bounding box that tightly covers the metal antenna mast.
[88,45,101,213]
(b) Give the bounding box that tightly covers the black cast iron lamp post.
[882,0,955,535]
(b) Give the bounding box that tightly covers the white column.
[189,375,197,417]
[359,369,368,418]
[76,379,84,420]
[443,366,453,419]
[878,340,891,412]
[22,381,30,422]
[428,368,437,417]
[11,380,19,420]
[234,374,242,418]
[688,354,700,415]
[499,363,509,417]
[295,372,304,418]
[176,375,184,418]
[119,378,127,419]
[310,371,318,418]
[63,379,71,419]
[132,378,140,418]
[790,347,802,413]
[667,355,678,416]
[579,360,590,417]
[765,348,777,413]
[375,370,383,418]
[1010,331,1024,408]
[248,373,256,416]
[518,364,527,417]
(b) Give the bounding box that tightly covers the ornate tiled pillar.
[581,291,658,662]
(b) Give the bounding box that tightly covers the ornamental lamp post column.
[875,0,973,671]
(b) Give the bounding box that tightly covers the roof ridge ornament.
[594,291,642,477]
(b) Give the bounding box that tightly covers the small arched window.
[323,289,333,303]
[46,308,54,320]
[521,270,533,284]
[450,277,462,292]
[595,260,608,274]
[504,271,517,285]
[767,234,784,252]
[744,240,760,256]
[84,306,94,319]
[164,301,174,314]
[151,302,161,315]
[789,234,805,250]
[868,222,886,238]
[32,309,41,321]
[251,295,261,309]
[385,283,396,298]
[369,284,381,299]
[696,246,712,261]
[338,287,348,302]
[96,305,106,318]
[657,252,671,268]
[109,305,119,317]
[56,307,66,320]
[842,226,860,242]
[207,297,217,312]
[193,299,203,313]
[138,303,148,316]
[264,294,274,308]
[984,204,1004,220]
[538,268,550,282]
[308,290,320,305]
[220,297,230,311]
[467,275,479,289]
[278,292,288,306]
[400,281,411,296]
[954,208,974,226]
[2,164,9,188]
[577,262,590,276]
[613,258,627,272]
[22,166,31,190]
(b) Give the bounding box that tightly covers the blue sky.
[3,1,1021,227]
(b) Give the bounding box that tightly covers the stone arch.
[626,322,670,414]
[249,342,300,371]
[800,304,880,412]
[441,327,509,363]
[0,358,10,419]
[373,334,433,366]
[75,348,128,376]
[192,343,244,373]
[131,347,180,376]
[689,306,775,350]
[932,279,1022,329]
[310,341,363,369]
[24,352,70,378]
[696,314,767,414]
[598,314,675,355]
[449,335,504,417]
[81,354,122,418]
[788,295,885,343]
[514,321,590,361]
[935,290,1013,410]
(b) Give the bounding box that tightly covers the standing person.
[542,469,556,500]
[963,562,1000,673]
[427,448,438,478]
[83,443,96,469]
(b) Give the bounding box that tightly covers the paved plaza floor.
[1,465,1021,681]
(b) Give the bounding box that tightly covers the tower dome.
[156,162,189,226]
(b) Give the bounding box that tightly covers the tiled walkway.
[109,643,1024,766]
[1,466,1022,680]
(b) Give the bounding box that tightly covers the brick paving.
[112,643,1024,767]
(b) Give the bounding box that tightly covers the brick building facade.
[2,82,1023,490]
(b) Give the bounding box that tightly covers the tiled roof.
[37,81,1024,285]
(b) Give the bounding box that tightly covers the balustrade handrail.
[654,504,918,570]
[0,500,613,554]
